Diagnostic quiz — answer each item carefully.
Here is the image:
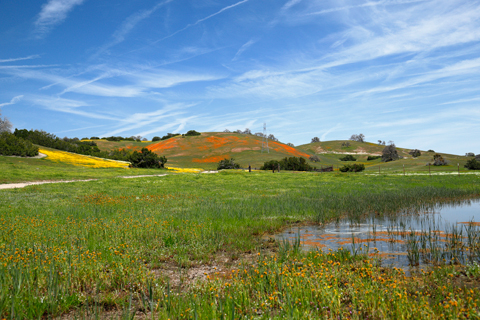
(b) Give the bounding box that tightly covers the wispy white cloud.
[0,55,40,63]
[307,0,427,16]
[29,95,121,121]
[440,97,480,105]
[93,0,172,57]
[152,0,249,44]
[34,0,86,38]
[0,95,24,107]
[232,39,257,61]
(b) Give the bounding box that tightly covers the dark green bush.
[160,133,180,140]
[464,158,480,170]
[367,155,381,161]
[339,154,356,161]
[0,132,39,157]
[129,148,167,168]
[339,163,365,172]
[184,130,201,136]
[260,160,280,171]
[217,158,241,170]
[261,157,312,171]
[152,136,161,141]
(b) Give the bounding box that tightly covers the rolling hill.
[91,133,473,172]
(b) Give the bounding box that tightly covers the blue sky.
[1,0,480,154]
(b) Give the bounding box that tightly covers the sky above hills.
[1,0,480,154]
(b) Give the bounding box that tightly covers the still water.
[272,200,480,268]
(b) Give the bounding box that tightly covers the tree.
[217,158,241,170]
[378,140,382,145]
[382,143,399,162]
[432,153,447,166]
[152,136,161,141]
[465,158,480,170]
[185,130,201,136]
[311,137,320,143]
[0,109,13,133]
[409,149,421,158]
[261,157,312,171]
[243,128,252,135]
[465,152,475,157]
[350,133,365,142]
[267,134,278,142]
[129,148,167,168]
[309,155,320,162]
[223,129,231,133]
[286,142,294,147]
[254,132,264,137]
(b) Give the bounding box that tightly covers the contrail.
[152,0,249,44]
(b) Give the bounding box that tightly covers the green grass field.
[1,169,480,318]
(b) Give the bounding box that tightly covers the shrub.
[261,157,312,171]
[367,155,381,161]
[90,136,100,140]
[309,155,320,162]
[184,130,201,136]
[409,149,421,157]
[432,154,447,166]
[152,136,161,141]
[465,152,475,157]
[0,132,39,157]
[382,144,399,162]
[261,160,280,171]
[427,149,435,153]
[339,163,365,172]
[339,154,356,161]
[129,148,167,168]
[217,158,241,170]
[464,158,480,170]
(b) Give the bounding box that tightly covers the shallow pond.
[272,200,480,269]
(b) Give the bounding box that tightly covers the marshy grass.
[0,172,479,318]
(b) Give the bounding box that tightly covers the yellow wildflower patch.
[166,166,203,173]
[40,148,129,168]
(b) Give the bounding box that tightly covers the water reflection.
[273,199,480,269]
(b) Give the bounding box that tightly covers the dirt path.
[0,174,169,190]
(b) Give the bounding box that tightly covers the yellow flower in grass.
[166,166,203,173]
[40,149,129,168]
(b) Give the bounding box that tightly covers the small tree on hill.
[309,155,320,162]
[185,130,201,136]
[432,154,447,166]
[350,133,365,142]
[382,143,399,162]
[129,148,167,168]
[311,137,320,143]
[286,142,294,147]
[409,149,421,158]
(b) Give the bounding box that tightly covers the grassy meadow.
[1,170,480,319]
